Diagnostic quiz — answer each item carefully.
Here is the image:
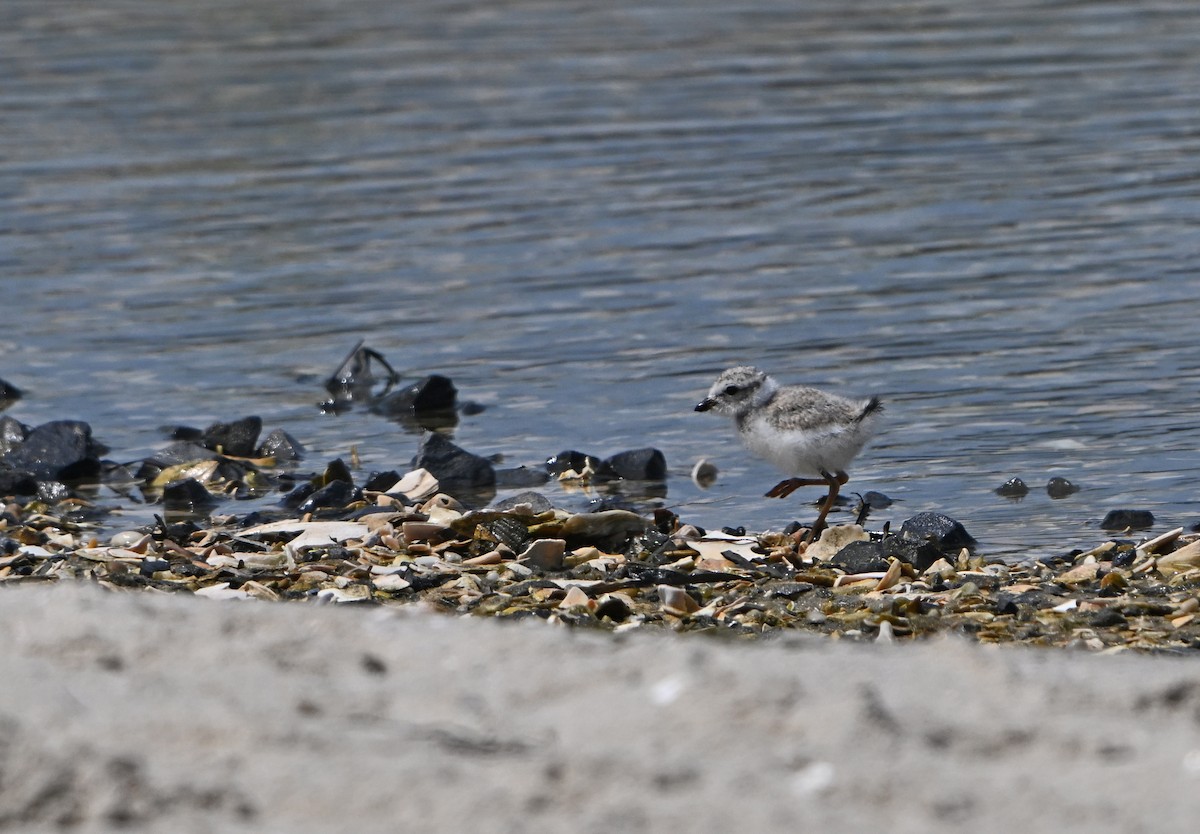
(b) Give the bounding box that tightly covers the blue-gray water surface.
[4,0,1200,560]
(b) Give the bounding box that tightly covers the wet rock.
[0,467,37,495]
[320,458,355,486]
[859,491,894,510]
[830,540,889,573]
[1,419,104,482]
[362,470,402,492]
[412,433,495,495]
[995,477,1029,498]
[259,428,305,462]
[603,448,667,481]
[281,482,317,509]
[298,480,360,514]
[36,481,71,503]
[142,441,216,469]
[1047,477,1080,499]
[202,416,263,458]
[898,512,976,553]
[323,340,399,406]
[0,378,21,410]
[373,374,457,415]
[492,491,554,514]
[494,466,551,488]
[162,478,218,511]
[1100,509,1154,531]
[0,416,28,456]
[545,450,616,480]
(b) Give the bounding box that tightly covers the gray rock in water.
[0,377,21,410]
[494,466,551,488]
[299,480,360,514]
[995,477,1029,498]
[545,450,616,479]
[259,428,305,462]
[1100,509,1154,530]
[1046,477,1080,499]
[413,433,495,495]
[202,416,263,458]
[898,512,975,552]
[373,374,457,415]
[1,420,103,483]
[603,448,667,481]
[492,491,555,514]
[162,477,218,511]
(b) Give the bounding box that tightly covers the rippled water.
[4,0,1200,559]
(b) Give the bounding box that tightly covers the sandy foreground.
[1,584,1198,833]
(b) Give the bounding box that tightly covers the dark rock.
[140,558,171,577]
[298,480,360,514]
[412,433,495,495]
[1100,509,1155,531]
[0,378,21,410]
[1111,547,1138,569]
[829,540,890,573]
[161,478,218,511]
[995,477,1029,498]
[721,526,746,537]
[545,450,617,480]
[321,458,355,486]
[1,420,103,482]
[1087,608,1128,629]
[362,470,402,492]
[323,340,399,405]
[0,416,28,456]
[281,482,317,509]
[373,374,457,415]
[494,466,552,488]
[1046,477,1080,499]
[898,512,976,552]
[882,534,955,573]
[201,416,263,457]
[492,491,554,514]
[163,425,205,442]
[259,428,305,462]
[859,491,894,510]
[0,467,38,496]
[603,448,667,481]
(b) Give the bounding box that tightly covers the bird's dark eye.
[723,384,740,396]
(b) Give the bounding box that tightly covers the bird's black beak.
[695,398,715,412]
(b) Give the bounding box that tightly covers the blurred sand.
[2,583,1198,833]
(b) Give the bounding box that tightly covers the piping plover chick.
[695,365,882,538]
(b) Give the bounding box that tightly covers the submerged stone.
[603,448,667,481]
[202,416,263,458]
[259,428,305,462]
[995,477,1029,498]
[1100,509,1154,531]
[373,374,457,415]
[1046,477,1080,499]
[162,477,218,511]
[494,466,551,488]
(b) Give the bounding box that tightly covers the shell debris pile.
[3,482,1200,653]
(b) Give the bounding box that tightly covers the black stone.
[372,374,457,415]
[603,448,667,481]
[362,470,402,492]
[1111,548,1138,569]
[882,534,953,573]
[259,428,305,462]
[412,433,495,494]
[829,540,890,573]
[494,466,552,488]
[201,416,263,457]
[898,512,976,552]
[143,441,216,468]
[492,491,554,514]
[162,478,218,511]
[995,477,1029,498]
[0,466,37,496]
[281,482,317,509]
[1046,477,1080,499]
[298,480,360,514]
[1087,608,1128,629]
[321,458,355,486]
[859,491,894,510]
[1,420,103,482]
[1100,509,1155,531]
[545,450,616,479]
